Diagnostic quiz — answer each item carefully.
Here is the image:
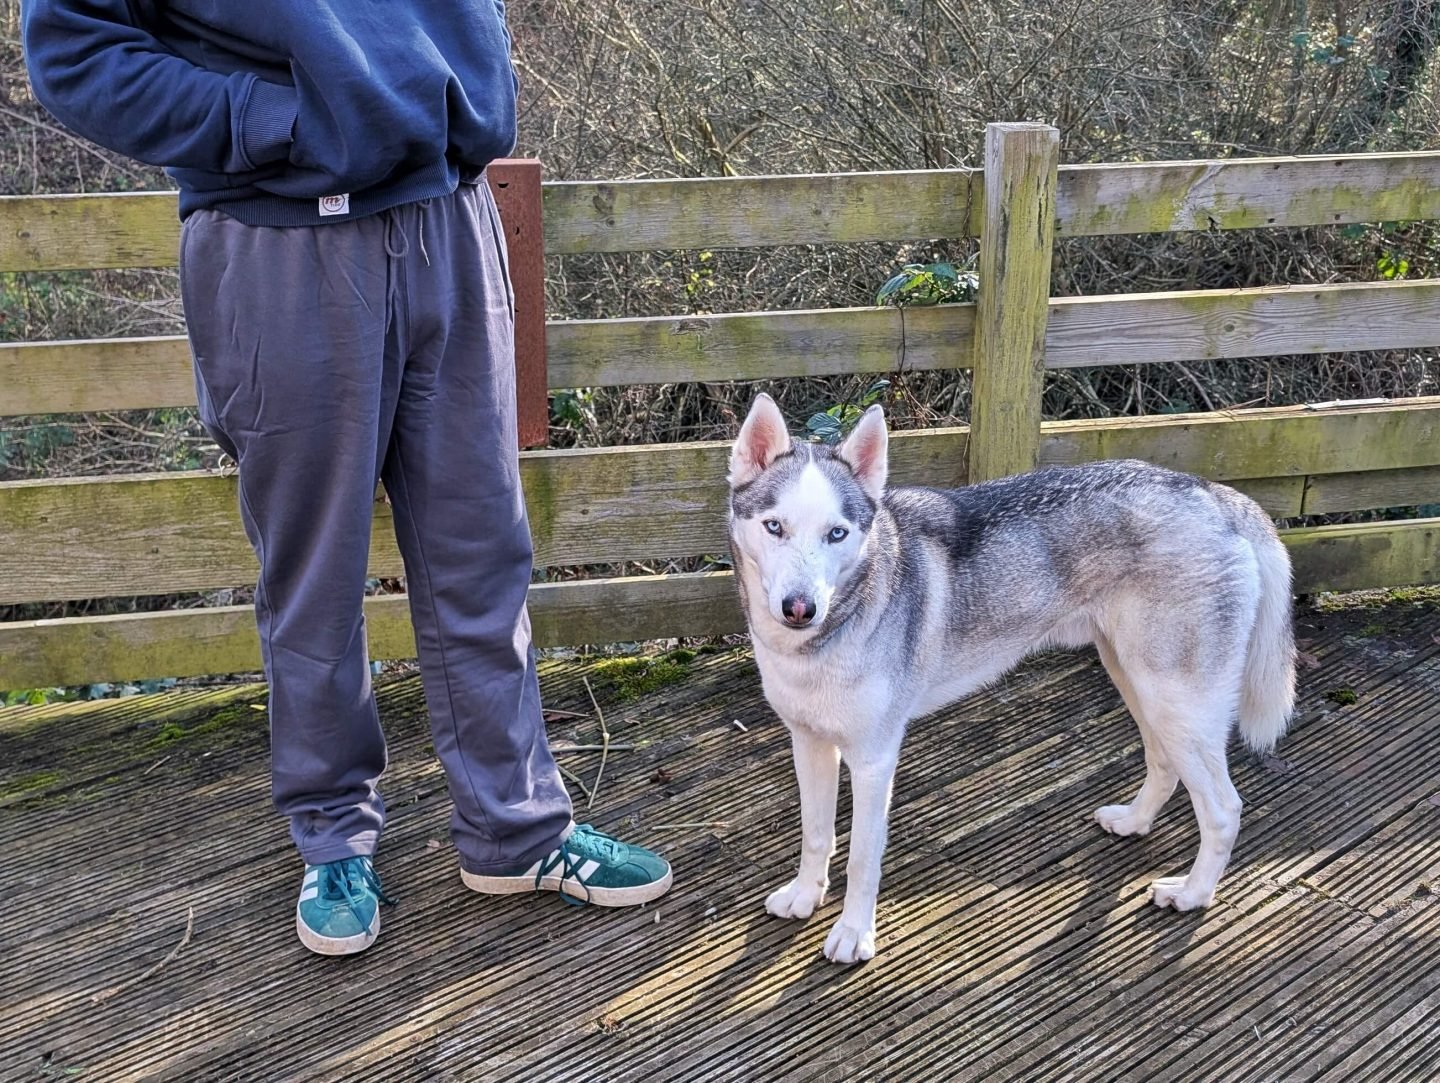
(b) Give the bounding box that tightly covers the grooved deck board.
[1,597,1437,1080]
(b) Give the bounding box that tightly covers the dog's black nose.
[782,595,817,627]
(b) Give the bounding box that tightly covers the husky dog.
[727,394,1296,964]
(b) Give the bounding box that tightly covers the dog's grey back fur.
[732,448,1293,747]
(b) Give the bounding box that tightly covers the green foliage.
[3,689,55,707]
[551,388,597,432]
[2,678,178,707]
[684,250,715,298]
[636,250,718,310]
[805,378,890,443]
[1292,29,1357,67]
[875,258,979,308]
[1376,252,1409,279]
[1335,219,1440,283]
[0,422,78,473]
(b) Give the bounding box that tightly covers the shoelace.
[320,857,397,910]
[534,825,621,907]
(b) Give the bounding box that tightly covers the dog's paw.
[822,916,876,964]
[1150,875,1214,911]
[1095,803,1151,837]
[765,878,827,920]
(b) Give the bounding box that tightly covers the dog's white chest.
[753,640,891,740]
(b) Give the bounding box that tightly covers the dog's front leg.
[765,725,841,921]
[824,744,901,964]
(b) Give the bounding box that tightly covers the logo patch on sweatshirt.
[319,194,351,217]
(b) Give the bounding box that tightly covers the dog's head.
[727,394,888,633]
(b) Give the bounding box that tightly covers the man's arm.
[22,0,297,173]
[493,0,521,96]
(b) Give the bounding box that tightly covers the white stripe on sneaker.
[299,887,319,902]
[303,869,319,888]
[576,859,600,881]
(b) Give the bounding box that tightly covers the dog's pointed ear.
[837,404,888,502]
[729,394,792,486]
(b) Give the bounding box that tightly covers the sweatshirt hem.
[176,159,466,226]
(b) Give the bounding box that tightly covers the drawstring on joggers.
[383,199,432,267]
[417,198,431,266]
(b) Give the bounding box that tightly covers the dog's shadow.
[687,646,1323,1020]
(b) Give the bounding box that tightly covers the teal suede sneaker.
[295,855,395,956]
[460,824,673,907]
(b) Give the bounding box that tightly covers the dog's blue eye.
[827,526,849,543]
[763,519,783,536]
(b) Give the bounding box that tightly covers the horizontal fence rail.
[8,279,1440,415]
[2,516,1436,689]
[4,133,1440,692]
[2,399,1437,605]
[5,152,1440,272]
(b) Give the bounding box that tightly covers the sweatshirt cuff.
[239,78,298,169]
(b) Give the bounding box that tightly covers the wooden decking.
[3,593,1439,1081]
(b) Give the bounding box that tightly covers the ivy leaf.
[806,411,842,442]
[875,271,911,306]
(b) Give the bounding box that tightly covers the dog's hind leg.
[766,726,841,921]
[1093,633,1178,837]
[1126,672,1244,911]
[824,735,903,964]
[1148,715,1242,911]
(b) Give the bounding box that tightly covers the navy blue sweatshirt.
[22,0,520,225]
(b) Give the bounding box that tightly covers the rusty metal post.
[487,159,549,448]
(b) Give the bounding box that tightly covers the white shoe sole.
[460,866,673,907]
[295,904,381,956]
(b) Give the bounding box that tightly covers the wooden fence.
[2,123,1439,690]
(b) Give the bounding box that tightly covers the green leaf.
[860,378,891,406]
[875,272,911,306]
[806,412,842,440]
[1377,253,1408,279]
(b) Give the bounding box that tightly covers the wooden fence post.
[487,159,550,449]
[967,122,1059,484]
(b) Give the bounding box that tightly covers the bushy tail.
[1238,526,1297,753]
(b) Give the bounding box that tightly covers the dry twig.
[557,764,593,801]
[91,905,195,1005]
[582,675,610,810]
